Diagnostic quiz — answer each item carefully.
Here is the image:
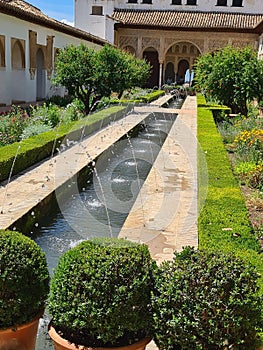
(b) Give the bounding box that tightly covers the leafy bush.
[152,247,263,350]
[0,107,29,146]
[0,230,49,328]
[48,238,156,347]
[20,123,53,140]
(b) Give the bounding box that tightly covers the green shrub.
[0,230,49,328]
[0,107,29,146]
[152,247,263,350]
[20,123,53,140]
[48,238,156,347]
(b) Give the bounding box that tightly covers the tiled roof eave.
[0,0,108,46]
[112,9,263,33]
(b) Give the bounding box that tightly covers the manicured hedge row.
[110,90,165,104]
[197,95,263,293]
[0,105,130,182]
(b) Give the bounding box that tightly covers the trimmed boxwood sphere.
[48,237,156,347]
[0,230,49,329]
[152,247,263,350]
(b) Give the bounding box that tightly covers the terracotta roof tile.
[0,0,108,45]
[112,9,263,30]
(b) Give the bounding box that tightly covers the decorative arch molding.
[29,30,53,80]
[0,35,5,68]
[141,37,160,55]
[164,40,202,57]
[119,36,137,52]
[123,45,136,55]
[11,38,25,69]
[164,38,204,55]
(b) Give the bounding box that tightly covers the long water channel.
[11,99,183,349]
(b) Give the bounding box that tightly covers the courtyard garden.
[0,44,263,349]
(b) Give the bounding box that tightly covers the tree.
[194,46,263,115]
[53,44,151,114]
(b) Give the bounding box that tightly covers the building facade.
[75,0,263,87]
[0,0,107,107]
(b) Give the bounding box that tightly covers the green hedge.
[0,105,130,182]
[197,95,263,294]
[110,90,165,104]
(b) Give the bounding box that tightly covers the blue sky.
[29,0,74,25]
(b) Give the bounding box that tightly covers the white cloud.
[61,19,74,26]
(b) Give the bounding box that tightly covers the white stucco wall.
[0,12,103,106]
[112,0,263,13]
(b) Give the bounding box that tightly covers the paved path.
[119,96,198,264]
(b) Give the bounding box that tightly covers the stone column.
[159,61,163,88]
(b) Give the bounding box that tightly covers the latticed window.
[232,0,242,6]
[186,0,197,5]
[172,0,182,4]
[142,0,152,4]
[91,6,103,15]
[128,0,138,3]
[217,0,227,5]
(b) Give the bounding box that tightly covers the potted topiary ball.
[48,237,156,350]
[152,247,263,350]
[0,230,50,350]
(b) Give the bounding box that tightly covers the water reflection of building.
[0,0,107,107]
[75,0,263,87]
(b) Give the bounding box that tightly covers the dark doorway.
[143,49,159,88]
[177,59,189,84]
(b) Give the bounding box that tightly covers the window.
[186,0,197,5]
[142,0,152,4]
[172,0,182,4]
[128,0,138,3]
[216,0,227,5]
[91,6,103,15]
[232,0,242,6]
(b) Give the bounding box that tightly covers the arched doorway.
[177,59,189,84]
[143,48,159,88]
[36,48,45,100]
[164,62,175,84]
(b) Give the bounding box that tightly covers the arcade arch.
[123,45,136,55]
[164,41,201,84]
[143,47,159,88]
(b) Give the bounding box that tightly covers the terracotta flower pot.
[0,312,42,350]
[48,325,151,350]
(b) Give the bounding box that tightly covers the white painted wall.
[0,12,103,106]
[113,0,263,12]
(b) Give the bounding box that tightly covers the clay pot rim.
[0,310,44,334]
[48,324,152,350]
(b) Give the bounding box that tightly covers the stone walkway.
[119,97,198,264]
